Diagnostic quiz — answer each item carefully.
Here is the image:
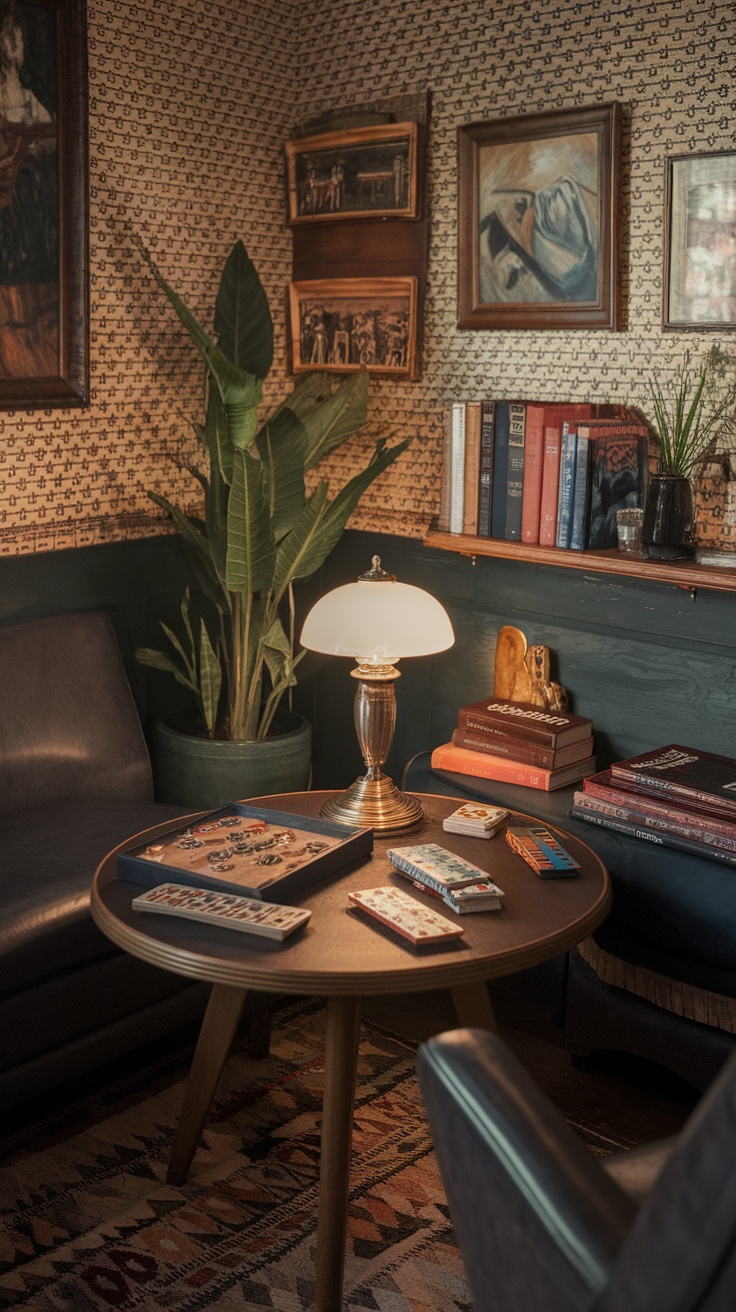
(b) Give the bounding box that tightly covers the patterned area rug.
[0,1001,470,1311]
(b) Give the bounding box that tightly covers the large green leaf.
[135,647,198,695]
[271,482,329,601]
[148,492,225,609]
[255,406,308,541]
[291,437,410,582]
[199,620,222,735]
[225,447,276,595]
[205,384,233,485]
[302,370,369,470]
[214,240,274,379]
[273,372,333,422]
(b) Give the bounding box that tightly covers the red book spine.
[538,423,562,546]
[453,727,557,768]
[610,765,736,820]
[583,772,736,839]
[573,791,736,853]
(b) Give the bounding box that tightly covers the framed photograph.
[285,122,419,224]
[663,150,736,330]
[457,103,621,331]
[289,277,418,378]
[0,0,89,409]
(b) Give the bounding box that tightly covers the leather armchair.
[418,1029,736,1311]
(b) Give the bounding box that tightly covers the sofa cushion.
[0,611,155,813]
[0,796,188,994]
[405,756,736,1002]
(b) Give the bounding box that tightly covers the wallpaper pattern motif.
[0,0,734,555]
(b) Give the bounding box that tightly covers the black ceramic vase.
[642,473,694,560]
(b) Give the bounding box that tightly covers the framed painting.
[0,0,88,409]
[457,103,621,331]
[663,150,736,330]
[285,122,419,224]
[289,278,418,377]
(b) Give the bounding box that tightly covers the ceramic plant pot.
[642,474,694,561]
[151,710,312,809]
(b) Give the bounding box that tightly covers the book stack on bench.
[430,698,597,792]
[570,745,736,867]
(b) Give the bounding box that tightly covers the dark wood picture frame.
[457,103,621,331]
[663,149,736,330]
[0,0,89,410]
[289,277,418,378]
[286,122,419,225]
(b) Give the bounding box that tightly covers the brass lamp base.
[321,769,424,835]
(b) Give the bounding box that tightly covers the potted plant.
[133,237,409,806]
[644,346,734,560]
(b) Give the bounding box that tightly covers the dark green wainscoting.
[2,529,734,793]
[293,529,736,791]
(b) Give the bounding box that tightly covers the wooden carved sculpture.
[492,625,568,712]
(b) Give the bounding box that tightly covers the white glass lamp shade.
[300,578,454,665]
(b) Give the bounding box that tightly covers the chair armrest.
[418,1029,636,1312]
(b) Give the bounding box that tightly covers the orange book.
[537,404,594,546]
[431,742,597,791]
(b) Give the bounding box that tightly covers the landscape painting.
[286,123,419,223]
[289,278,418,378]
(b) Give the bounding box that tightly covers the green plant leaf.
[205,384,233,486]
[214,240,274,379]
[273,372,333,422]
[255,405,308,541]
[302,370,370,470]
[225,446,276,595]
[148,491,226,609]
[134,647,198,694]
[199,620,222,736]
[292,437,410,582]
[271,482,329,601]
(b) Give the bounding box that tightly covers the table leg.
[315,994,362,1312]
[167,982,247,1186]
[450,981,497,1032]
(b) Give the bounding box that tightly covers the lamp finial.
[359,555,396,582]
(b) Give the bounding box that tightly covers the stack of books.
[439,399,650,551]
[570,744,736,868]
[431,698,596,792]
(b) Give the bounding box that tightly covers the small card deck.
[443,803,509,839]
[348,886,465,945]
[505,826,580,877]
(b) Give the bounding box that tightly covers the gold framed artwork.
[663,150,736,330]
[289,278,418,377]
[457,103,621,331]
[285,122,419,224]
[0,0,89,408]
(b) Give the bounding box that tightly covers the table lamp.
[300,556,455,834]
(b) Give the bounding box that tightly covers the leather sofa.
[405,753,736,1091]
[0,610,268,1112]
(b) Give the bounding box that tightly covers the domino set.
[348,886,465,945]
[132,883,312,940]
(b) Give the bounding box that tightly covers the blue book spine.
[569,436,593,550]
[490,402,510,539]
[504,403,526,541]
[555,423,578,548]
[476,400,495,537]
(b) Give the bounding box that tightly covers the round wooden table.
[92,790,610,1312]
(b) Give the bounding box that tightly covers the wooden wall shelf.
[423,529,736,595]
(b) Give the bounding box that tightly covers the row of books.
[430,696,597,792]
[571,744,736,868]
[438,399,650,551]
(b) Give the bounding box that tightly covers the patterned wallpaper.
[1,0,734,556]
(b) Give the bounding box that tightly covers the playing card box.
[117,803,373,901]
[442,803,509,838]
[505,825,580,877]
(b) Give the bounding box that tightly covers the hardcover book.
[452,727,594,770]
[490,401,511,539]
[570,806,736,869]
[583,770,736,840]
[504,402,526,541]
[569,433,594,551]
[538,404,594,546]
[520,403,546,544]
[477,400,495,537]
[449,401,466,534]
[555,422,578,549]
[431,743,597,791]
[572,791,736,854]
[575,421,649,551]
[463,401,482,536]
[457,698,593,748]
[610,745,736,820]
[117,803,373,899]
